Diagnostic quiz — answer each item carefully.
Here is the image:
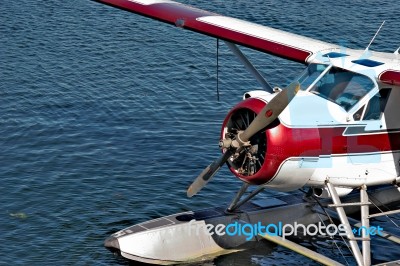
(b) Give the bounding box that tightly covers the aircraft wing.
[92,0,400,86]
[91,0,339,64]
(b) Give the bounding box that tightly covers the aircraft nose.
[104,236,120,251]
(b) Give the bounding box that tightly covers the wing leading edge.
[91,0,338,63]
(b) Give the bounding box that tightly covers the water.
[1,0,399,265]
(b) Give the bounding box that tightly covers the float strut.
[326,181,365,266]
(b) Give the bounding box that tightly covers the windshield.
[297,63,329,90]
[297,64,376,111]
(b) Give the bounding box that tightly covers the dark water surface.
[1,0,399,265]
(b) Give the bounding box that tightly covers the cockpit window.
[297,63,328,91]
[309,66,375,111]
[363,88,391,120]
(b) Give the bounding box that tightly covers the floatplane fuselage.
[223,58,400,193]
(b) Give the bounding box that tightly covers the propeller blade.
[187,149,234,197]
[240,82,300,142]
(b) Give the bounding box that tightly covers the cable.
[299,189,351,265]
[368,192,399,228]
[216,38,220,102]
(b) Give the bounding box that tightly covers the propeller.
[187,149,234,197]
[187,82,300,197]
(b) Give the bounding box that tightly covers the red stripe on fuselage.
[93,0,311,63]
[379,70,400,86]
[223,98,400,184]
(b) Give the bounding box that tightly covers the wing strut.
[224,41,273,93]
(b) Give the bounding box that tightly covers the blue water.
[1,0,399,265]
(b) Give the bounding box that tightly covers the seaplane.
[91,0,400,265]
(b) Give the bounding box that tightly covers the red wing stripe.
[92,0,338,63]
[92,0,214,25]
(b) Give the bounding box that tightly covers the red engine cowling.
[220,97,321,185]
